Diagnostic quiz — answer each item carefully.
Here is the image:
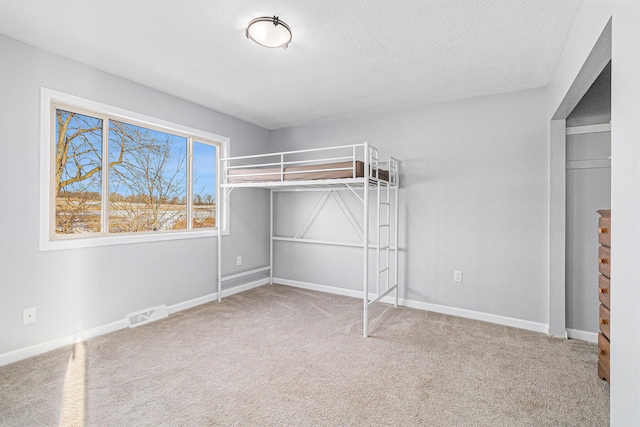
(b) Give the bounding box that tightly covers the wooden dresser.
[597,210,611,383]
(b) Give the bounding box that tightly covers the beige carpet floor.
[0,284,609,426]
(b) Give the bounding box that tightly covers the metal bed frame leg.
[394,183,399,308]
[217,189,223,303]
[363,144,370,338]
[270,189,274,285]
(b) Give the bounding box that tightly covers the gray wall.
[0,35,271,354]
[271,87,550,324]
[565,130,611,333]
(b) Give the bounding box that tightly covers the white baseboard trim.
[167,293,217,314]
[545,328,568,339]
[276,278,366,300]
[0,319,128,367]
[0,278,270,367]
[399,298,549,334]
[567,328,598,343]
[166,278,269,314]
[274,278,548,335]
[221,278,270,299]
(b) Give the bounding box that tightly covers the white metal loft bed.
[217,142,399,337]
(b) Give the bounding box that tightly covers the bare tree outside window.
[108,122,187,233]
[55,110,103,234]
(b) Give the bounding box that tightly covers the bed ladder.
[376,179,392,300]
[363,175,399,337]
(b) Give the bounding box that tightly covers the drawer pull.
[599,288,609,295]
[599,227,609,234]
[600,318,608,325]
[600,258,609,265]
[599,349,607,356]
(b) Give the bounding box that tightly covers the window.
[41,89,228,250]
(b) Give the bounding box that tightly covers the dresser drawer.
[599,246,610,278]
[596,210,611,384]
[598,215,611,247]
[598,333,610,383]
[599,304,610,339]
[598,275,610,308]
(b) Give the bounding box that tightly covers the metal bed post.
[376,174,381,297]
[270,189,274,284]
[363,142,370,338]
[394,167,399,307]
[217,181,223,303]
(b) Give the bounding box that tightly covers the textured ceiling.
[0,0,583,130]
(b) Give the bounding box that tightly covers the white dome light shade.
[246,16,292,49]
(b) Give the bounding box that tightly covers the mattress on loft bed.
[226,160,389,183]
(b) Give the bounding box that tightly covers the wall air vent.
[127,305,169,328]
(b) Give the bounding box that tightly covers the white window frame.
[39,88,229,251]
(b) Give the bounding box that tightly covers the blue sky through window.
[193,141,217,201]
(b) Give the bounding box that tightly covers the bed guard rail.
[221,142,398,185]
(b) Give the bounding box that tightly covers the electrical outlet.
[236,256,242,266]
[23,307,36,324]
[453,270,463,282]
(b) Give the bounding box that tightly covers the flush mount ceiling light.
[246,16,292,49]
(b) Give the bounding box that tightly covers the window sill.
[39,228,227,251]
